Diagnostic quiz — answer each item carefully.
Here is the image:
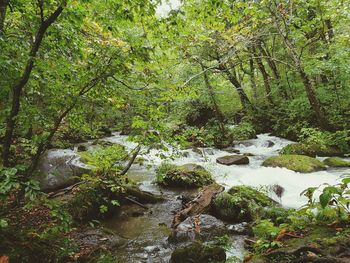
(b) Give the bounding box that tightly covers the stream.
[42,133,350,262]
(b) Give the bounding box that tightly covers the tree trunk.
[253,47,274,104]
[223,64,252,110]
[249,58,258,102]
[258,42,289,99]
[200,63,226,135]
[270,8,330,130]
[0,0,8,32]
[298,67,330,130]
[2,5,65,166]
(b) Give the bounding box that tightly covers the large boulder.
[280,143,344,157]
[262,155,326,173]
[171,214,227,243]
[35,149,91,192]
[170,242,226,263]
[216,155,249,165]
[323,157,350,167]
[156,163,214,188]
[212,186,275,223]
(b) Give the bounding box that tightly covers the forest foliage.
[0,0,350,261]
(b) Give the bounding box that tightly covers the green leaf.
[319,192,332,208]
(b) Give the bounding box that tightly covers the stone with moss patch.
[212,185,275,223]
[170,241,226,263]
[262,155,326,173]
[323,157,350,167]
[280,143,344,157]
[156,163,214,188]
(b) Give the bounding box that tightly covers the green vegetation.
[156,162,213,188]
[213,185,275,222]
[0,0,350,262]
[262,154,326,173]
[228,122,257,141]
[323,157,350,167]
[249,175,350,261]
[170,241,226,263]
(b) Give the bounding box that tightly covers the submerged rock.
[266,140,275,148]
[323,157,350,167]
[216,155,249,165]
[170,241,226,263]
[156,163,214,188]
[77,144,87,152]
[262,154,326,173]
[280,143,344,157]
[212,186,276,223]
[171,214,227,243]
[223,147,240,154]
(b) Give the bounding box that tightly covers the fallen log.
[172,183,224,228]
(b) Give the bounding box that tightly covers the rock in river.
[170,241,226,263]
[216,155,249,165]
[262,154,326,173]
[35,149,91,192]
[171,214,227,243]
[156,163,214,188]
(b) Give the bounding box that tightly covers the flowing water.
[44,133,350,262]
[103,133,349,208]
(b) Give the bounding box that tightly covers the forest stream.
[42,133,350,262]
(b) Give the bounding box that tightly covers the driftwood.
[123,196,149,209]
[172,183,224,228]
[48,181,85,198]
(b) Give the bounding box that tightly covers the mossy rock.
[156,163,214,188]
[262,155,326,173]
[280,143,344,157]
[323,157,350,167]
[170,241,226,263]
[212,186,275,223]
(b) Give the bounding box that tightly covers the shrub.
[228,122,256,141]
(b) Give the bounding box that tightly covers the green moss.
[323,157,350,167]
[156,163,214,188]
[170,241,226,263]
[280,143,344,157]
[262,155,326,173]
[213,186,275,222]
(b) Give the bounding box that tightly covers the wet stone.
[171,214,227,243]
[228,222,251,235]
[216,155,249,165]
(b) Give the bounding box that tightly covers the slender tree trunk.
[258,41,289,99]
[325,19,334,41]
[224,67,252,110]
[2,5,65,166]
[253,47,274,104]
[200,63,226,135]
[270,8,330,130]
[249,58,258,102]
[0,0,8,32]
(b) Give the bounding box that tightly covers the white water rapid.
[103,132,349,209]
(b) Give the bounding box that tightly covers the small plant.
[300,174,350,222]
[0,165,41,206]
[79,144,128,173]
[252,219,283,252]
